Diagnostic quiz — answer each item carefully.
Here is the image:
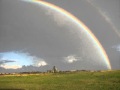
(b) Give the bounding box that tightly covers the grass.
[0,70,120,90]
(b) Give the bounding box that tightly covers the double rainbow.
[23,0,112,69]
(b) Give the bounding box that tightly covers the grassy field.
[0,70,120,90]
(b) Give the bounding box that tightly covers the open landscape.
[0,1,120,90]
[0,70,120,90]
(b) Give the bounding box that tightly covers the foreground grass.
[0,70,120,90]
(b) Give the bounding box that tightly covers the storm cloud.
[0,59,15,65]
[0,0,119,71]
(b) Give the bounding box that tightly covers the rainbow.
[22,0,112,69]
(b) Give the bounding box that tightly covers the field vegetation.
[0,70,120,90]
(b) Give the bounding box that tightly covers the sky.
[0,0,120,72]
[45,0,120,69]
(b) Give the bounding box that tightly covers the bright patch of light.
[0,51,33,66]
[64,55,78,63]
[1,64,22,69]
[38,61,47,66]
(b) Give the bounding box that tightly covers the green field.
[0,70,120,90]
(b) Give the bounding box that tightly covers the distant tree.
[52,66,58,73]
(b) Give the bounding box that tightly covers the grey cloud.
[0,0,118,71]
[0,60,16,65]
[112,45,120,52]
[86,0,120,38]
[45,0,120,69]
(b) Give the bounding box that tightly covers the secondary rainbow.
[23,0,112,69]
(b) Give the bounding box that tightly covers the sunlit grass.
[0,70,120,90]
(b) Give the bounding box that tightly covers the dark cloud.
[0,0,119,71]
[45,0,120,69]
[0,60,16,65]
